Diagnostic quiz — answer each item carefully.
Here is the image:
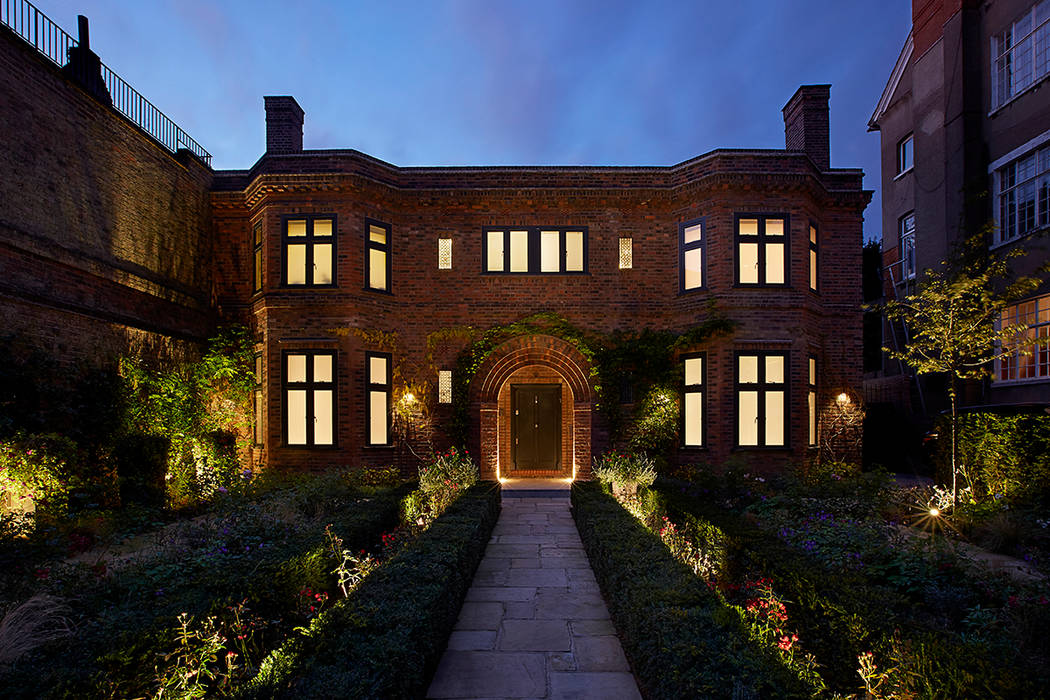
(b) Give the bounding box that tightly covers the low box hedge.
[571,482,814,699]
[242,480,501,699]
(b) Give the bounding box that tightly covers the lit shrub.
[416,447,478,520]
[592,451,657,489]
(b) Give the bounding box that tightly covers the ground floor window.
[284,351,335,446]
[807,355,817,446]
[736,351,787,447]
[682,354,704,447]
[997,292,1050,382]
[367,352,391,445]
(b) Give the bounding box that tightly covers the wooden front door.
[511,384,561,471]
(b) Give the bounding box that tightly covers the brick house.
[0,9,870,481]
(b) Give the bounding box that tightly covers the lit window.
[736,351,787,447]
[736,215,788,286]
[438,238,452,269]
[996,292,1050,382]
[253,221,263,293]
[366,352,391,445]
[366,220,391,292]
[896,134,914,175]
[254,353,264,445]
[682,354,704,447]
[679,219,705,291]
[995,144,1050,245]
[992,1,1050,109]
[808,223,818,292]
[899,213,916,280]
[284,351,335,446]
[808,355,817,447]
[283,216,335,287]
[438,370,452,404]
[483,227,587,274]
[619,237,633,269]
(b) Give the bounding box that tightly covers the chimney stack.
[264,96,305,154]
[63,15,111,105]
[782,85,831,170]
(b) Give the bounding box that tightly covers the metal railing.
[1,0,212,166]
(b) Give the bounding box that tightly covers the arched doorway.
[471,335,593,481]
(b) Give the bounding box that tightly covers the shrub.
[591,451,656,489]
[416,447,478,521]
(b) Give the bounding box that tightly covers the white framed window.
[899,213,916,280]
[438,238,452,269]
[995,145,1050,245]
[996,292,1050,382]
[619,237,633,270]
[438,370,452,404]
[682,354,704,447]
[736,351,787,447]
[284,350,335,446]
[366,352,391,445]
[992,0,1050,110]
[483,227,586,274]
[896,134,914,175]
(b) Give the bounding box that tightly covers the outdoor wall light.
[836,392,851,405]
[402,393,416,404]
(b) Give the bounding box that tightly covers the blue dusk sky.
[35,0,911,241]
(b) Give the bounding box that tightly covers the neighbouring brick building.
[1,8,870,481]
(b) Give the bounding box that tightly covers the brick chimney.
[782,85,831,170]
[264,96,304,154]
[63,16,112,105]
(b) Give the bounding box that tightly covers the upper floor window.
[736,215,788,286]
[736,351,787,448]
[283,216,334,287]
[808,223,819,292]
[619,237,633,270]
[992,0,1050,110]
[682,354,705,447]
[366,220,391,292]
[996,292,1050,382]
[679,219,705,291]
[896,134,914,175]
[995,145,1050,245]
[284,350,335,446]
[899,213,916,280]
[252,221,263,293]
[483,227,587,274]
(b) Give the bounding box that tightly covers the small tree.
[880,236,1044,505]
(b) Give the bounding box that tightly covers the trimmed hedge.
[571,482,814,699]
[242,481,501,699]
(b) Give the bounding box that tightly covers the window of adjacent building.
[899,213,916,280]
[283,216,335,287]
[679,219,705,291]
[366,220,391,292]
[438,369,452,404]
[808,223,819,292]
[995,145,1050,245]
[254,353,264,445]
[807,355,817,447]
[284,351,335,446]
[438,238,452,269]
[253,221,263,293]
[366,352,391,445]
[896,134,914,175]
[483,227,587,274]
[736,215,788,286]
[996,292,1050,382]
[619,237,633,270]
[682,354,705,447]
[736,351,787,447]
[992,1,1050,110]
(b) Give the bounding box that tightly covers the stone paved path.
[427,482,641,699]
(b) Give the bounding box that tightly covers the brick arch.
[471,335,594,481]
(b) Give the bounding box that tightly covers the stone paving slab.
[427,488,641,699]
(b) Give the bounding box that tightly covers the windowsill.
[893,167,913,181]
[732,282,791,289]
[678,286,708,295]
[989,74,1050,117]
[363,287,394,295]
[364,443,395,450]
[281,444,340,450]
[731,445,792,451]
[679,445,708,451]
[991,377,1050,386]
[280,284,338,289]
[989,224,1050,251]
[481,271,590,276]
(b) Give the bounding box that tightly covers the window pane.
[369,249,387,290]
[766,219,784,236]
[619,238,632,269]
[510,230,529,272]
[438,238,452,269]
[287,389,307,444]
[809,357,816,385]
[314,354,333,383]
[254,249,263,291]
[738,391,759,445]
[487,231,504,272]
[314,219,333,237]
[254,390,264,444]
[566,231,584,271]
[766,243,785,284]
[684,248,703,289]
[739,355,759,384]
[287,354,307,383]
[541,230,560,272]
[739,219,759,236]
[369,225,387,244]
[314,390,333,445]
[684,392,703,446]
[765,391,785,446]
[369,356,387,385]
[369,391,388,444]
[808,391,816,445]
[287,220,307,237]
[438,370,452,403]
[683,223,702,244]
[254,222,262,246]
[739,242,759,284]
[314,243,333,284]
[809,225,817,244]
[765,355,785,383]
[685,357,703,386]
[810,249,817,290]
[255,355,263,380]
[286,244,307,285]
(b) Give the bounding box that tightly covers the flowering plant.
[417,447,478,518]
[592,451,657,489]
